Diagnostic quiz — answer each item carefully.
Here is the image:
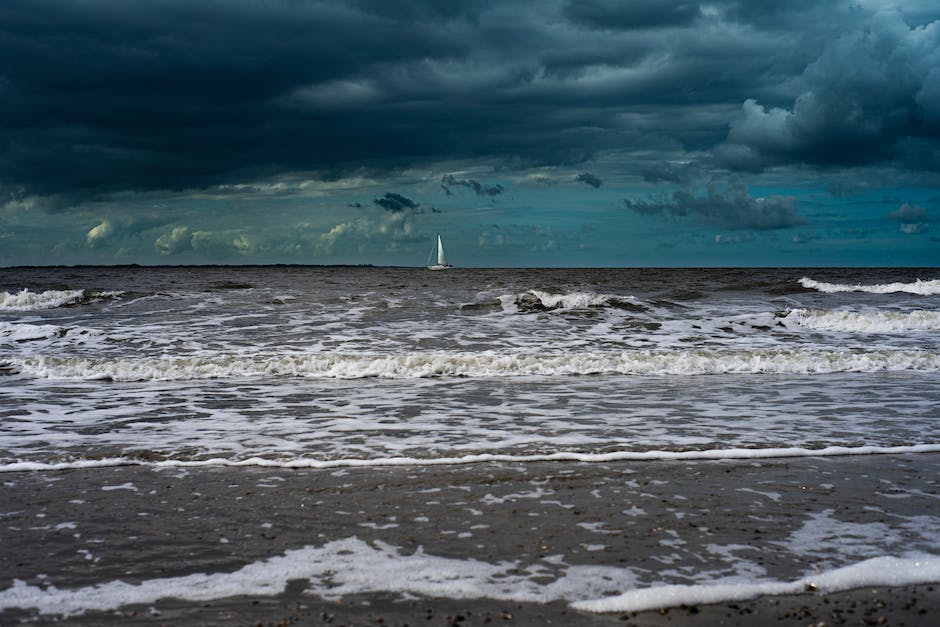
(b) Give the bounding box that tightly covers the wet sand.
[2,454,939,625]
[31,584,937,626]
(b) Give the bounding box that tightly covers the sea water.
[1,266,939,615]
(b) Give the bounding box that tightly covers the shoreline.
[5,442,940,473]
[10,585,935,626]
[2,455,939,624]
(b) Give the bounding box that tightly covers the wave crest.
[784,308,940,333]
[799,277,940,295]
[0,288,124,311]
[511,289,646,313]
[13,348,940,381]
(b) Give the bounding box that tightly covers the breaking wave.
[784,308,940,333]
[12,348,940,381]
[0,289,124,311]
[509,289,646,313]
[799,277,940,295]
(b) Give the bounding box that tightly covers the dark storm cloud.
[624,176,804,230]
[0,0,485,203]
[639,162,699,185]
[440,175,504,196]
[574,172,602,188]
[374,193,420,213]
[2,0,939,208]
[717,11,940,172]
[563,1,701,30]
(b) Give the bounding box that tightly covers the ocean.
[1,266,939,621]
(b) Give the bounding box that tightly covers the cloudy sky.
[1,0,939,266]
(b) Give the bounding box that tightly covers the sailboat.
[425,233,452,270]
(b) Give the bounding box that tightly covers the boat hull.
[426,264,452,271]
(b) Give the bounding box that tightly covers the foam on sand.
[0,536,936,617]
[4,443,940,473]
[799,277,940,295]
[0,537,637,616]
[573,553,940,613]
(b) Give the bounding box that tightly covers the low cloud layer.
[374,193,420,213]
[154,226,192,255]
[575,173,602,188]
[440,175,503,196]
[889,202,930,234]
[317,211,421,256]
[85,220,115,248]
[624,176,804,230]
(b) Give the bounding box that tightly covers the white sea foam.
[0,289,86,311]
[0,322,69,343]
[0,537,638,616]
[3,373,927,468]
[1,536,936,617]
[784,309,940,333]
[800,277,940,295]
[12,348,940,381]
[0,322,103,347]
[4,444,939,473]
[572,553,940,613]
[783,509,905,561]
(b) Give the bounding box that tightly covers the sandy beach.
[3,453,938,624]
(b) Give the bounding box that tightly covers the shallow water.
[2,266,938,467]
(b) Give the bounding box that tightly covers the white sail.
[426,233,452,269]
[436,234,447,266]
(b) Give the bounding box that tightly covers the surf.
[10,348,940,381]
[799,277,940,295]
[782,308,940,333]
[5,443,940,473]
[0,288,124,311]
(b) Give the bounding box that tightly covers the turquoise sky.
[2,168,938,267]
[1,1,938,267]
